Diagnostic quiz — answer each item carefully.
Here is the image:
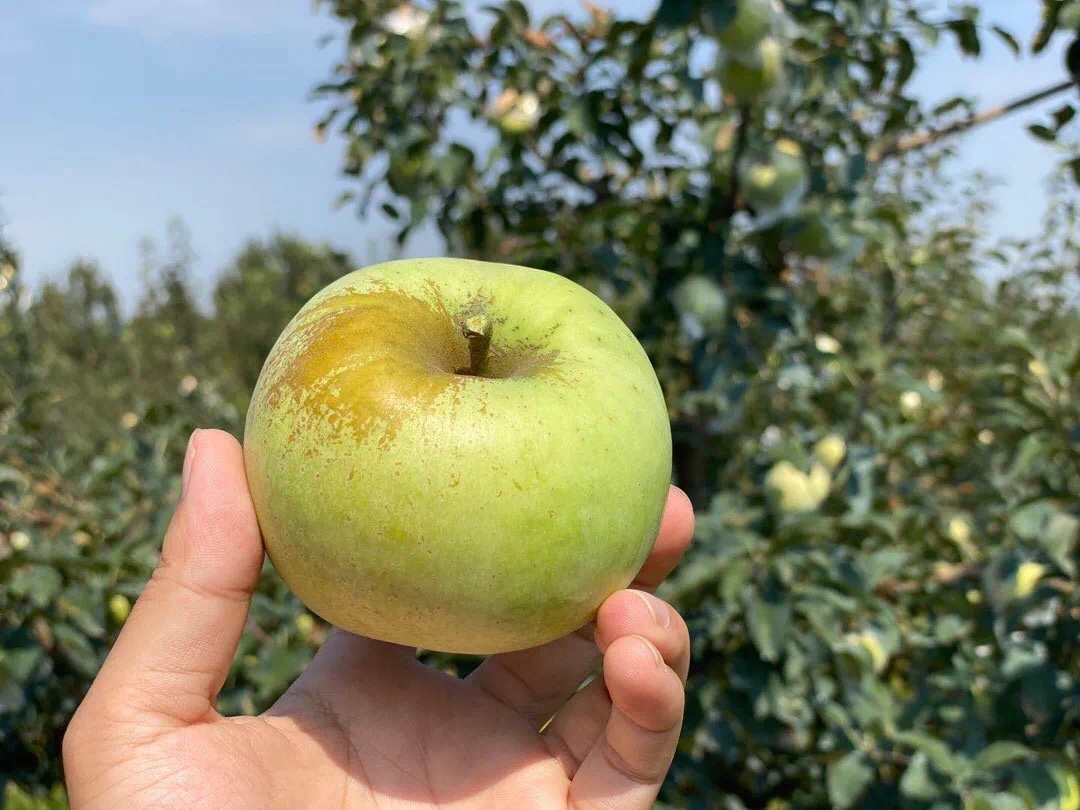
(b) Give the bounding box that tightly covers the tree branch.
[871,79,1076,162]
[722,104,753,219]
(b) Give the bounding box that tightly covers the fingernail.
[636,635,664,666]
[181,430,200,498]
[636,591,671,628]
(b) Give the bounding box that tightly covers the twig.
[722,104,753,219]
[871,79,1076,161]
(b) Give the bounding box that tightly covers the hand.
[63,429,694,809]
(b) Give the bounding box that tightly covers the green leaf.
[566,99,595,141]
[1027,124,1056,142]
[700,0,737,34]
[11,566,64,608]
[1009,499,1057,540]
[1009,761,1072,810]
[1069,156,1080,186]
[971,741,1034,772]
[0,645,44,684]
[52,623,101,678]
[991,26,1021,56]
[946,18,981,56]
[965,793,1027,810]
[1006,434,1048,481]
[742,576,791,662]
[653,0,696,29]
[1044,513,1078,576]
[899,752,940,800]
[437,143,475,187]
[1051,104,1076,131]
[827,751,874,808]
[0,464,28,492]
[718,555,754,603]
[502,0,530,31]
[893,731,967,777]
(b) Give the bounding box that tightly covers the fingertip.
[596,590,690,681]
[663,486,695,545]
[166,428,263,590]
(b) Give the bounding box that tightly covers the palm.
[64,431,693,810]
[265,640,571,807]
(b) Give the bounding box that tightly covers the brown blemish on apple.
[260,285,561,449]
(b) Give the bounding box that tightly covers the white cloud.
[81,0,324,37]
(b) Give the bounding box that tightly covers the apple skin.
[712,0,775,54]
[717,36,784,102]
[813,434,846,471]
[764,460,830,513]
[673,274,728,333]
[243,258,673,655]
[740,139,808,213]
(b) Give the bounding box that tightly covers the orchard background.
[1,0,1079,807]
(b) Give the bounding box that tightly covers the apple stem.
[462,313,493,376]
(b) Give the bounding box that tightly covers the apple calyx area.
[459,311,493,377]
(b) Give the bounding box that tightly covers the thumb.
[78,428,265,728]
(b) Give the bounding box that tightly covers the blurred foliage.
[3,0,1080,806]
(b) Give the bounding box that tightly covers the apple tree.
[310,0,1079,806]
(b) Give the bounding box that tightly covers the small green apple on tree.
[705,0,775,54]
[739,138,809,214]
[243,258,673,655]
[717,36,785,102]
[764,460,830,513]
[784,203,853,259]
[487,88,542,136]
[673,274,728,337]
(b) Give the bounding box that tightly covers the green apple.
[1013,561,1046,599]
[813,434,846,471]
[786,204,851,258]
[717,36,784,102]
[107,593,131,624]
[673,274,728,333]
[244,258,672,655]
[764,460,830,513]
[709,0,775,54]
[740,138,808,212]
[899,390,922,419]
[945,516,980,561]
[488,89,541,135]
[847,628,889,673]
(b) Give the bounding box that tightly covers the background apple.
[764,460,831,512]
[488,88,541,135]
[243,258,673,655]
[783,202,854,258]
[813,434,846,471]
[673,274,728,335]
[717,36,784,102]
[739,138,808,213]
[708,0,775,54]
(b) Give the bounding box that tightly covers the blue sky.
[0,1,1074,306]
